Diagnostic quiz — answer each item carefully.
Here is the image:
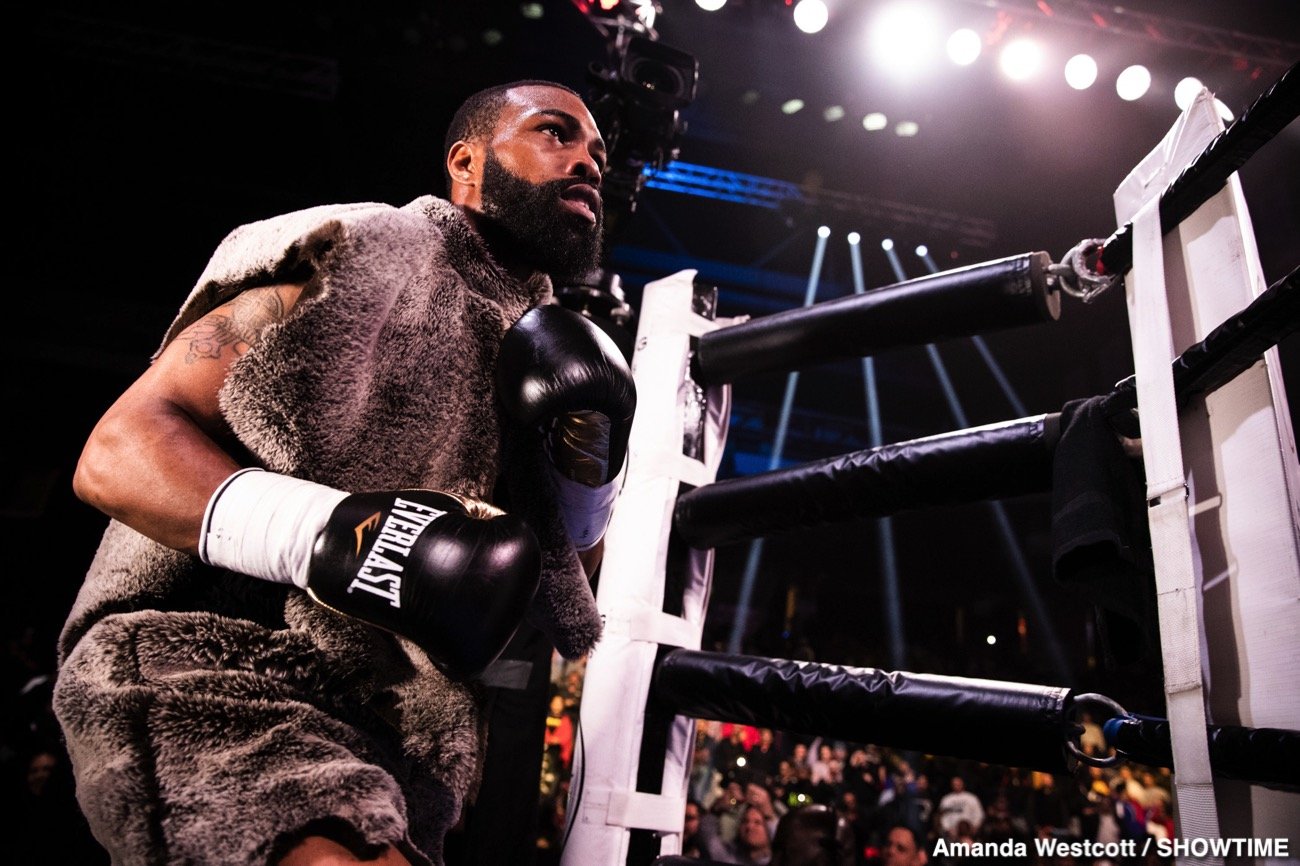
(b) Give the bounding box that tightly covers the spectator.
[710,780,749,845]
[1144,800,1174,843]
[810,742,838,788]
[1025,772,1075,840]
[716,726,753,787]
[747,728,782,787]
[699,803,775,865]
[6,743,108,865]
[774,759,816,810]
[746,781,787,840]
[683,799,705,858]
[1113,782,1148,846]
[936,776,984,840]
[881,824,929,866]
[543,693,574,769]
[770,803,855,866]
[843,748,882,813]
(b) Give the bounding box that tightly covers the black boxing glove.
[201,468,540,680]
[496,304,636,549]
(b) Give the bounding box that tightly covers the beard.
[478,149,604,285]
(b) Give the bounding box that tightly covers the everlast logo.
[346,498,446,607]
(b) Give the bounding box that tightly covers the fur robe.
[53,195,602,865]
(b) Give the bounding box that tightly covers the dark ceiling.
[14,0,1300,711]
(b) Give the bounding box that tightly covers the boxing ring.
[560,64,1300,865]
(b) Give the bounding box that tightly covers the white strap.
[602,604,701,649]
[549,462,623,551]
[586,788,686,833]
[200,468,347,588]
[1126,197,1221,861]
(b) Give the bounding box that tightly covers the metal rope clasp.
[1049,238,1119,304]
[1065,692,1130,768]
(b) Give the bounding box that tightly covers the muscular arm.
[73,283,306,554]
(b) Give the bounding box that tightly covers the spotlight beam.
[942,0,1298,70]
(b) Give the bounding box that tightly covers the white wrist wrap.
[199,468,348,588]
[548,462,622,552]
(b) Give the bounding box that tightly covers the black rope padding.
[1098,61,1300,278]
[1103,715,1300,793]
[674,414,1059,549]
[653,649,1076,775]
[693,251,1058,385]
[1100,265,1300,437]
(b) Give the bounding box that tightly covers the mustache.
[547,177,603,217]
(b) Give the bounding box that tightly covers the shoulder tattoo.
[180,286,289,364]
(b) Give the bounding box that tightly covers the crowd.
[533,656,1177,866]
[678,718,1174,865]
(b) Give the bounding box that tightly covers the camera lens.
[627,58,686,98]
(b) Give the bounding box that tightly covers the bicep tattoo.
[179,287,289,364]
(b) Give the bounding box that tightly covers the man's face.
[739,807,769,850]
[477,85,607,283]
[683,803,700,838]
[883,827,928,866]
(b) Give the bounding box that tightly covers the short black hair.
[442,79,582,184]
[886,823,924,849]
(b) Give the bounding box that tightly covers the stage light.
[986,634,997,646]
[881,238,894,251]
[1175,76,1204,110]
[522,2,546,18]
[823,105,845,122]
[870,4,939,77]
[946,28,981,66]
[817,225,831,238]
[1064,54,1097,90]
[894,121,919,137]
[999,39,1042,81]
[915,244,927,256]
[632,0,657,28]
[781,98,805,114]
[695,0,726,10]
[862,112,887,131]
[1116,64,1151,101]
[793,0,829,34]
[848,232,862,245]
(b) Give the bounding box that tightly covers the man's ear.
[447,140,480,189]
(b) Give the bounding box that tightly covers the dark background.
[12,1,1300,716]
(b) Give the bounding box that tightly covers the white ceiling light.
[1175,76,1205,111]
[1064,54,1098,90]
[999,39,1042,81]
[895,120,920,137]
[1116,64,1152,101]
[781,99,806,114]
[695,0,727,10]
[823,105,845,122]
[870,4,940,77]
[946,29,982,66]
[862,112,888,131]
[793,0,829,34]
